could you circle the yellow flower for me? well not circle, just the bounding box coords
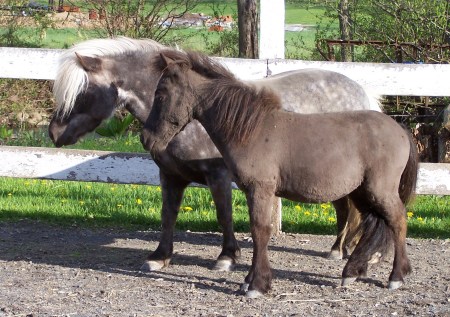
[407,211,413,218]
[417,217,424,222]
[183,206,193,212]
[156,187,162,192]
[321,203,330,209]
[85,185,92,189]
[328,217,336,223]
[303,211,311,216]
[117,204,123,208]
[110,187,116,191]
[136,198,143,205]
[79,200,85,205]
[7,193,12,197]
[294,205,302,212]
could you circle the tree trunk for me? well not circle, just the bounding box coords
[338,0,352,61]
[237,0,258,58]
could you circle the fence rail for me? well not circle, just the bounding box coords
[1,146,449,195]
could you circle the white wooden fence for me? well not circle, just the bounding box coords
[0,47,449,232]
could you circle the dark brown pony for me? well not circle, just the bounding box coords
[141,52,419,298]
[48,38,380,273]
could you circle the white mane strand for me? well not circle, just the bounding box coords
[53,37,165,118]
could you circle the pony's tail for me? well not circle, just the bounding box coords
[399,130,419,205]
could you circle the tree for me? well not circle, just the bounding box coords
[315,0,450,63]
[237,0,258,58]
[337,0,352,61]
[87,0,197,41]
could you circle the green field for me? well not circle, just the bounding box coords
[0,0,329,58]
[1,176,449,238]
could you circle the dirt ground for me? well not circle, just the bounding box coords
[0,220,449,317]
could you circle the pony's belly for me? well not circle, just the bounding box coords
[277,173,363,203]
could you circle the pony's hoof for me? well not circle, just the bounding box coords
[341,277,358,287]
[246,290,263,299]
[213,258,234,271]
[140,260,166,272]
[240,283,249,293]
[327,250,343,260]
[368,252,382,264]
[388,280,403,290]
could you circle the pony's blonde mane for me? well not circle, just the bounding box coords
[53,37,165,118]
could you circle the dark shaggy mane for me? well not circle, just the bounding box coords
[203,78,281,145]
[153,49,281,144]
[153,49,235,80]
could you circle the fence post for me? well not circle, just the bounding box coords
[259,0,285,59]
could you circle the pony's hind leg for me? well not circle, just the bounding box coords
[141,172,189,271]
[384,199,411,289]
[329,196,361,260]
[342,191,410,289]
[205,170,240,271]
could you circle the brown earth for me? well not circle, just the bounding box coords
[0,220,449,316]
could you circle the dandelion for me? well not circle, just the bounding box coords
[407,211,413,219]
[117,204,123,208]
[85,185,92,189]
[417,217,424,222]
[294,205,302,212]
[304,211,311,216]
[321,203,330,210]
[136,198,143,205]
[156,187,162,192]
[328,217,336,223]
[79,200,85,205]
[183,206,193,212]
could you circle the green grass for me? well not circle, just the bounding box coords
[0,176,449,239]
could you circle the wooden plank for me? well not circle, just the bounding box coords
[0,146,160,185]
[2,47,450,96]
[416,163,450,195]
[1,146,449,195]
[267,59,450,97]
[0,47,63,80]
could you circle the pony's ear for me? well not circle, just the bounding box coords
[160,53,174,68]
[75,52,102,73]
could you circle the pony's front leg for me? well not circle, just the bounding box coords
[243,184,275,298]
[141,172,189,271]
[205,170,240,271]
